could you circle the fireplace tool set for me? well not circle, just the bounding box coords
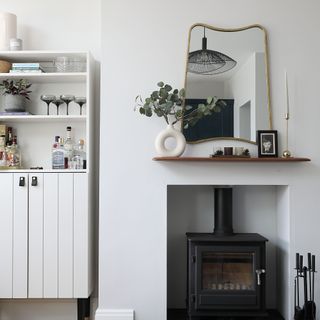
[294,253,316,320]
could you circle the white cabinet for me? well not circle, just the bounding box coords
[0,172,89,299]
[0,51,94,302]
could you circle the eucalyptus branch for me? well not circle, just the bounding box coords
[135,82,223,128]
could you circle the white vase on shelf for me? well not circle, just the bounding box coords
[155,123,186,157]
[0,12,17,51]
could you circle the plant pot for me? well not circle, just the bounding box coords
[155,123,186,157]
[4,95,27,112]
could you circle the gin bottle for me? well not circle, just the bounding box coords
[64,126,74,168]
[71,139,86,169]
[52,136,65,169]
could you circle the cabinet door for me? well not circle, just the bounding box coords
[13,173,28,298]
[28,173,44,298]
[0,173,28,298]
[0,173,14,298]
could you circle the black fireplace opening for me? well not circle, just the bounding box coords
[167,186,285,319]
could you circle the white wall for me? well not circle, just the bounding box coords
[99,1,320,320]
[0,1,101,320]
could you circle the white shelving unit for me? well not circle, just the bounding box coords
[0,51,94,301]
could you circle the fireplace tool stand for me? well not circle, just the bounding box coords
[294,253,316,320]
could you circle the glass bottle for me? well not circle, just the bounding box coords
[52,136,65,169]
[64,126,74,168]
[7,127,13,146]
[71,139,86,169]
[7,136,21,168]
[0,135,7,167]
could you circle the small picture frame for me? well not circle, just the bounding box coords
[257,130,278,157]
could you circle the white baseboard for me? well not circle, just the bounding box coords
[95,309,134,320]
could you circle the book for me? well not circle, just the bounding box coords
[9,69,43,73]
[12,63,40,68]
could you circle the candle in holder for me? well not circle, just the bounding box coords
[285,70,289,117]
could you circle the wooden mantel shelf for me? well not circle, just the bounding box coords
[153,156,311,162]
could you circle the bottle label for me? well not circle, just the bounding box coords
[52,151,65,169]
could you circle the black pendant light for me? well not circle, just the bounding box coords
[188,27,237,75]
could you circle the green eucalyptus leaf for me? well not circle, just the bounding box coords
[164,84,172,92]
[157,81,164,87]
[184,123,189,129]
[173,89,178,94]
[185,105,193,111]
[207,96,213,104]
[139,107,145,114]
[179,88,185,97]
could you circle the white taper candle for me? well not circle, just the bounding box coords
[285,70,289,115]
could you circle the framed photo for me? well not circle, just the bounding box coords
[257,130,278,157]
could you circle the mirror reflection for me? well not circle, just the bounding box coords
[183,24,272,144]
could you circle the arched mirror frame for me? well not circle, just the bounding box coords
[182,23,272,145]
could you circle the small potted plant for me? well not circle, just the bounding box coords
[135,81,225,156]
[0,79,32,112]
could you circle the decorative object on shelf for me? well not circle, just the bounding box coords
[74,96,86,115]
[135,81,224,156]
[224,146,233,156]
[0,60,12,73]
[9,38,22,51]
[234,147,244,156]
[188,26,236,75]
[52,98,64,115]
[283,70,292,158]
[54,56,86,72]
[155,124,186,157]
[294,253,316,320]
[257,130,278,157]
[0,12,17,51]
[0,79,32,112]
[10,62,42,73]
[40,94,56,115]
[60,94,75,115]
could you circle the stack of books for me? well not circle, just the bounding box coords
[9,63,43,73]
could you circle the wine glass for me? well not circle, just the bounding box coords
[52,98,64,115]
[74,97,86,115]
[40,95,56,115]
[60,94,75,115]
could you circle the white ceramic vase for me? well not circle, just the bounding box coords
[0,12,17,51]
[155,123,186,157]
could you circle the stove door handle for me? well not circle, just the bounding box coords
[256,269,266,286]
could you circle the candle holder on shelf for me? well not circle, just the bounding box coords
[282,71,292,158]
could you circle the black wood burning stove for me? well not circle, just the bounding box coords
[186,187,268,318]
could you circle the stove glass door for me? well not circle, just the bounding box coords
[201,252,255,291]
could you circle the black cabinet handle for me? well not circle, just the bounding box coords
[31,176,38,186]
[19,177,25,187]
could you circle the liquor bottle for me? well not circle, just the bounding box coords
[64,126,74,168]
[0,135,7,167]
[71,139,86,169]
[7,127,13,146]
[7,136,21,167]
[52,136,65,169]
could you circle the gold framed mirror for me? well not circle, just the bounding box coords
[182,23,272,144]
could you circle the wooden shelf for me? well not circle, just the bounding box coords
[153,156,311,162]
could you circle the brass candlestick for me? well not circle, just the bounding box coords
[282,112,292,158]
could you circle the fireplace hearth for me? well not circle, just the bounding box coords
[186,187,269,318]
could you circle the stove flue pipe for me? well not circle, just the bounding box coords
[213,187,234,235]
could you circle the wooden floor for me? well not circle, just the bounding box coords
[167,309,284,320]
